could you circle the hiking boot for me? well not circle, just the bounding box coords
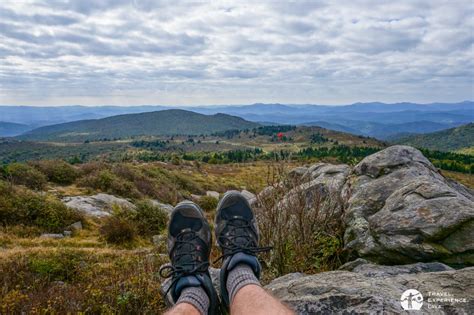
[159,201,219,315]
[215,191,271,308]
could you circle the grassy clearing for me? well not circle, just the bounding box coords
[456,147,474,156]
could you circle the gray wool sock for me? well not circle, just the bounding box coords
[176,286,210,315]
[226,263,261,302]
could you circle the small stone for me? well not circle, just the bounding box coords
[190,194,202,201]
[63,230,72,237]
[69,221,83,230]
[206,191,220,199]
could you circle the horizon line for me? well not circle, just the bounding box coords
[0,100,472,108]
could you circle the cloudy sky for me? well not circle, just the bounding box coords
[0,0,472,106]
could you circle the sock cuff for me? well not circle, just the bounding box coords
[227,263,261,303]
[176,286,209,315]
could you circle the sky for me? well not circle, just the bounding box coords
[0,0,473,106]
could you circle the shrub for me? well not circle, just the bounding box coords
[31,160,79,185]
[5,163,47,190]
[198,195,218,212]
[254,164,346,276]
[29,250,82,282]
[77,169,141,199]
[100,216,137,244]
[133,200,168,236]
[0,181,82,232]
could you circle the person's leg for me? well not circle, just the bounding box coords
[164,286,209,315]
[231,284,294,315]
[164,301,200,315]
[215,191,294,314]
[159,201,219,315]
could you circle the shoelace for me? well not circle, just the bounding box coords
[159,230,209,297]
[214,217,272,264]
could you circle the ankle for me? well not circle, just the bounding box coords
[226,263,261,303]
[176,286,209,315]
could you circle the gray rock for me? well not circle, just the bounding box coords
[278,163,349,215]
[69,221,83,230]
[63,230,72,237]
[190,194,202,201]
[266,265,474,314]
[40,233,64,239]
[287,166,308,182]
[62,193,135,217]
[150,200,174,216]
[339,258,454,277]
[206,191,220,199]
[241,189,257,205]
[301,163,351,193]
[343,146,474,265]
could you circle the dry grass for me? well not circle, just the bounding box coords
[254,163,347,278]
[441,170,474,189]
[0,229,167,314]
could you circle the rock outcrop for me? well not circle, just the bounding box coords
[266,260,474,314]
[62,193,135,217]
[274,145,473,266]
[63,193,174,218]
[343,146,474,265]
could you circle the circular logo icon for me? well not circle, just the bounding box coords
[401,289,423,310]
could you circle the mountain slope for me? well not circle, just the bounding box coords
[0,121,32,137]
[19,109,259,142]
[393,123,474,152]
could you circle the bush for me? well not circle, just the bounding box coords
[31,160,79,185]
[254,164,346,276]
[29,250,82,282]
[0,181,82,232]
[133,201,168,236]
[198,195,218,212]
[4,163,47,190]
[100,216,137,244]
[78,169,141,199]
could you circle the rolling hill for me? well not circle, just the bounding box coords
[19,109,259,142]
[2,101,472,139]
[0,121,32,137]
[394,123,474,152]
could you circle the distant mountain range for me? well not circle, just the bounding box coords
[19,110,259,142]
[394,123,474,152]
[0,122,33,137]
[1,101,472,140]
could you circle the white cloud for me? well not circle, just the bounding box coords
[0,0,472,105]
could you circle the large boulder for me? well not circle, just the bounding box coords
[343,146,474,265]
[266,261,474,314]
[62,193,136,217]
[277,163,350,214]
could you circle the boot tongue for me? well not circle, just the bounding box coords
[174,230,198,267]
[229,216,251,246]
